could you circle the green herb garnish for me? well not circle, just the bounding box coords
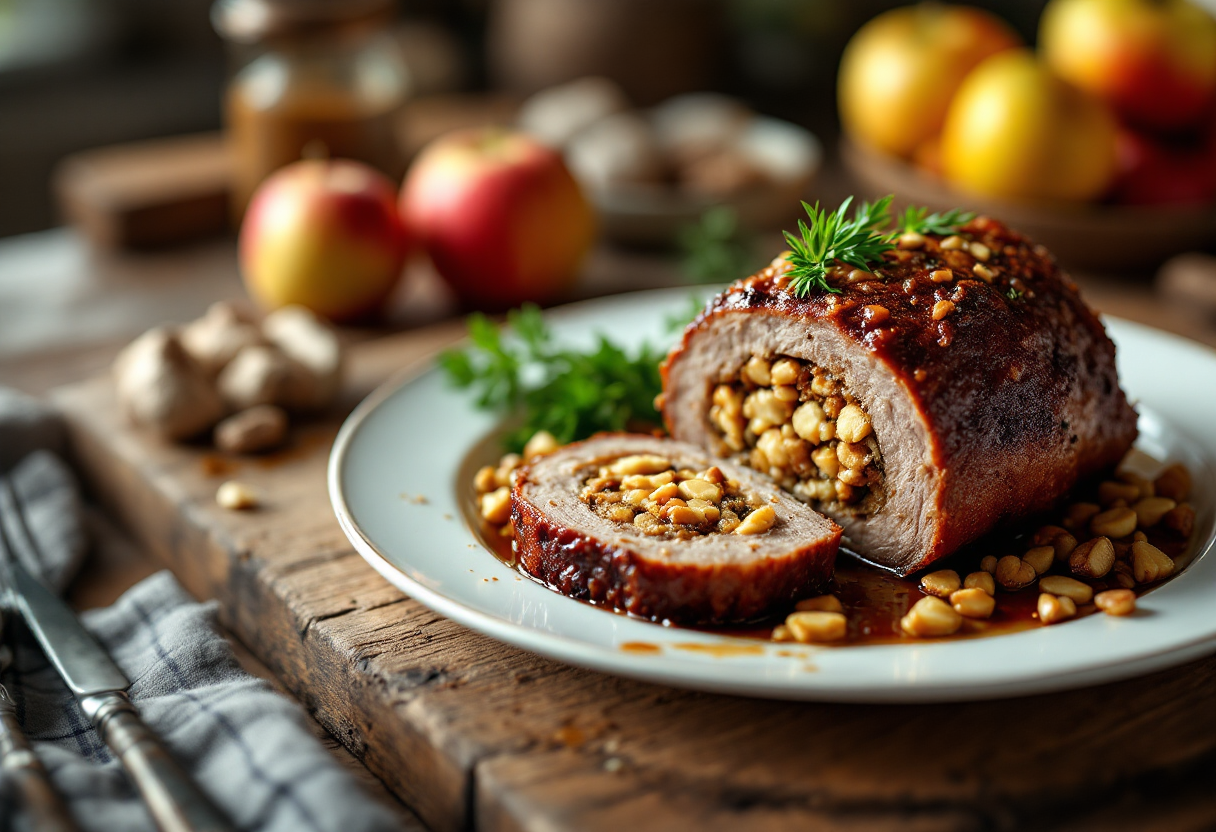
[440,304,664,452]
[783,196,896,297]
[678,206,758,286]
[1006,287,1024,301]
[896,205,976,237]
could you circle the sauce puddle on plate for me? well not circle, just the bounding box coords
[458,435,1197,648]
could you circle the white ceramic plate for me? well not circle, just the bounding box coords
[328,288,1216,702]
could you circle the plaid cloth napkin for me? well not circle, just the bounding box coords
[0,387,405,832]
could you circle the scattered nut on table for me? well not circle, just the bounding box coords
[216,480,259,510]
[113,327,226,440]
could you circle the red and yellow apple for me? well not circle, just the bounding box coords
[1040,0,1216,132]
[1112,122,1216,204]
[240,159,410,322]
[401,128,595,310]
[838,3,1021,158]
[940,50,1120,201]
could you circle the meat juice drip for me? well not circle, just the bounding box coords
[469,512,1046,644]
[460,436,1198,646]
[473,513,1192,646]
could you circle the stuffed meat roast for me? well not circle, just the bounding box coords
[511,434,841,623]
[661,216,1137,575]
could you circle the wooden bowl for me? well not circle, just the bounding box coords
[841,139,1216,273]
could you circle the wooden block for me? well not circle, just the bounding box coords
[54,133,232,249]
[52,326,1216,832]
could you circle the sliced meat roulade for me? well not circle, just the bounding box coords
[661,216,1137,575]
[511,433,841,624]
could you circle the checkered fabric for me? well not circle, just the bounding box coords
[0,388,403,832]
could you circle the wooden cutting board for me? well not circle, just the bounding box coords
[52,327,1216,832]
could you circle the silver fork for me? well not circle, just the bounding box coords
[0,609,81,832]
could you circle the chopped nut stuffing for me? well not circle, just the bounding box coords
[578,458,774,540]
[709,355,883,514]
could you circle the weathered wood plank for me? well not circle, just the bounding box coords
[51,326,1216,832]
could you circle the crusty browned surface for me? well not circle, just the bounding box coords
[48,327,1216,832]
[662,217,1138,573]
[511,434,840,623]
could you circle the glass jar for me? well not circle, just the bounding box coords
[213,0,410,213]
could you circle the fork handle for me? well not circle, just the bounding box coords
[84,692,235,832]
[0,685,81,832]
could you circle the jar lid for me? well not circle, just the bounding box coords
[211,0,396,45]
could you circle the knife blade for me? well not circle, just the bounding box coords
[0,477,235,832]
[0,548,129,697]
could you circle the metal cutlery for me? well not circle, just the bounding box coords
[0,477,235,832]
[0,610,82,832]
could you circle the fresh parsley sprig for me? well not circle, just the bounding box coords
[783,196,896,297]
[440,305,664,452]
[896,205,976,237]
[781,196,976,297]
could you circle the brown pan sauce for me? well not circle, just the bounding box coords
[462,438,1198,647]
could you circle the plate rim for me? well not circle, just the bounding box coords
[327,292,1216,702]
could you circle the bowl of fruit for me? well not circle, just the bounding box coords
[838,0,1216,272]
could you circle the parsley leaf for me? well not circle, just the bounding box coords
[783,195,896,297]
[441,304,665,453]
[897,205,975,237]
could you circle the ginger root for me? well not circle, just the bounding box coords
[113,327,226,440]
[114,303,344,448]
[261,305,342,410]
[214,405,288,454]
[216,344,308,411]
[180,302,264,377]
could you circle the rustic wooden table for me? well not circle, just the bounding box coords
[2,226,1215,832]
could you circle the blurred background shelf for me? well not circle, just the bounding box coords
[3,1,1216,828]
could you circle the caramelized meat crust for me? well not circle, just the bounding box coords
[661,217,1138,574]
[511,434,840,623]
